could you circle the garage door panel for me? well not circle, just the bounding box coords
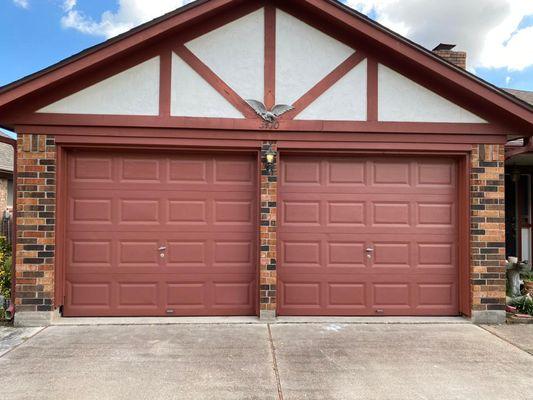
[417,242,455,268]
[372,160,411,185]
[212,280,254,308]
[328,159,366,185]
[416,160,456,187]
[416,202,455,227]
[69,239,113,267]
[69,152,256,191]
[279,193,455,234]
[119,241,161,266]
[417,283,456,308]
[213,240,253,266]
[64,150,257,317]
[282,158,321,185]
[281,236,367,274]
[328,241,366,267]
[168,158,208,183]
[372,202,410,226]
[167,241,208,266]
[281,281,322,308]
[70,197,113,225]
[279,155,459,316]
[328,201,366,226]
[372,242,410,267]
[327,283,366,308]
[168,200,207,224]
[214,200,254,225]
[117,282,159,308]
[282,240,322,267]
[282,201,321,226]
[166,282,208,309]
[214,158,255,184]
[68,194,256,232]
[371,283,412,308]
[66,281,111,308]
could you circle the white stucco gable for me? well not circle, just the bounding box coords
[378,64,487,123]
[296,59,367,121]
[275,9,355,106]
[33,5,493,125]
[38,57,160,116]
[171,53,244,118]
[185,8,265,102]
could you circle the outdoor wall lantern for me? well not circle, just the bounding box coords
[264,146,276,175]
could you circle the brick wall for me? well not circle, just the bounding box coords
[0,178,7,212]
[259,141,277,319]
[470,144,506,323]
[15,134,56,314]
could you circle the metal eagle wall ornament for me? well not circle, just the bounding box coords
[246,100,294,123]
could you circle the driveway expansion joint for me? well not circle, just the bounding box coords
[0,326,47,358]
[267,324,284,400]
[478,325,533,356]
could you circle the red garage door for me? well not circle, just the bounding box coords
[64,150,257,317]
[279,155,459,316]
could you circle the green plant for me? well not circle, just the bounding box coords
[0,237,12,300]
[511,295,533,316]
[522,271,533,283]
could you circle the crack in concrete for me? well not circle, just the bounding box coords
[267,324,284,400]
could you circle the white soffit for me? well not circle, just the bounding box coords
[296,59,367,121]
[276,9,355,106]
[170,53,244,118]
[185,9,265,102]
[378,64,487,123]
[38,57,160,115]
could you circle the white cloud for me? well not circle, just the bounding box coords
[61,0,194,38]
[13,0,29,9]
[63,0,76,12]
[345,0,533,71]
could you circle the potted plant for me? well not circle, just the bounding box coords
[511,294,533,316]
[523,271,533,296]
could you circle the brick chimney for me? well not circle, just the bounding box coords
[432,43,466,69]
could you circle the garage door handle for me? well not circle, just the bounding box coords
[366,248,374,252]
[158,246,167,251]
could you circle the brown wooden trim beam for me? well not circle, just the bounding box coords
[173,45,256,119]
[159,50,172,117]
[264,3,276,109]
[284,52,366,120]
[367,57,378,122]
[11,115,510,135]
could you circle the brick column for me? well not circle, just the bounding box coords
[259,141,277,320]
[0,178,8,212]
[470,144,506,324]
[15,134,56,326]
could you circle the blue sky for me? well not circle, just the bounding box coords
[0,0,532,91]
[0,1,111,86]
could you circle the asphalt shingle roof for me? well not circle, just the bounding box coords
[505,89,533,106]
[0,142,14,173]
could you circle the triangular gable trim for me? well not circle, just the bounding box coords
[0,0,530,131]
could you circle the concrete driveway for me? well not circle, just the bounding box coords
[1,323,532,400]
